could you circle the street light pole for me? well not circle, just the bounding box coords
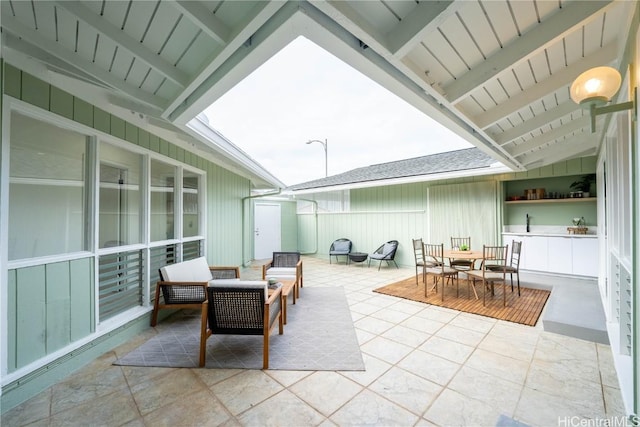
[305,139,328,177]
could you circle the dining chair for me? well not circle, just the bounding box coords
[424,243,459,301]
[449,237,475,270]
[486,240,521,296]
[466,245,509,306]
[412,238,427,286]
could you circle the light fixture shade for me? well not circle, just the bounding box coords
[570,66,621,106]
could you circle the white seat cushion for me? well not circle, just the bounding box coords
[265,267,297,281]
[160,257,212,282]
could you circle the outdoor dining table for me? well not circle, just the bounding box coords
[442,249,484,260]
[442,249,486,299]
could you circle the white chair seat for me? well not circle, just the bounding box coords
[265,267,297,279]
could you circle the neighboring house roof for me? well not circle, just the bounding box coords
[286,147,504,192]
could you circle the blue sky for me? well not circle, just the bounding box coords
[205,36,472,186]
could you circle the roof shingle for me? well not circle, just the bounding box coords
[286,148,496,191]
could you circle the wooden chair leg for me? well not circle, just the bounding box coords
[263,332,269,370]
[199,302,209,368]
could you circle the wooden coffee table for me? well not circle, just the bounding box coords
[278,279,297,324]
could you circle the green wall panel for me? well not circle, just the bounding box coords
[93,108,111,134]
[45,262,71,353]
[110,116,125,139]
[566,158,583,174]
[49,87,74,120]
[4,63,21,99]
[70,258,94,340]
[159,138,169,156]
[149,133,160,152]
[73,98,93,127]
[125,122,138,144]
[505,201,598,227]
[16,266,47,369]
[21,73,49,110]
[138,129,150,149]
[280,201,298,251]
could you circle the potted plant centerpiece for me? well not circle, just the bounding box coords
[459,243,469,251]
[570,174,596,198]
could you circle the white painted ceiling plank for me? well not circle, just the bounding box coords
[510,117,591,157]
[473,43,617,129]
[56,1,190,88]
[174,0,231,45]
[495,100,579,145]
[387,0,457,58]
[443,1,613,103]
[2,17,165,109]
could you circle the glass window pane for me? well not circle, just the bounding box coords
[9,112,88,260]
[99,144,142,248]
[150,160,175,241]
[183,171,200,237]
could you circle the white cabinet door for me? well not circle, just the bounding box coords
[572,238,598,277]
[547,237,573,274]
[520,235,548,271]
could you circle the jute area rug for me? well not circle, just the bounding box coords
[114,287,364,370]
[374,276,550,326]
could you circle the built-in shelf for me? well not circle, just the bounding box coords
[505,197,597,204]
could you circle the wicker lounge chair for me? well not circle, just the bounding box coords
[202,281,283,369]
[262,251,303,300]
[151,257,240,327]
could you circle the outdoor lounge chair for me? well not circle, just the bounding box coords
[202,281,283,369]
[262,251,303,299]
[151,258,240,327]
[368,240,399,270]
[329,238,352,264]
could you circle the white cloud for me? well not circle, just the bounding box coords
[205,36,472,186]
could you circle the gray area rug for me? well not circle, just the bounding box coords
[114,287,365,370]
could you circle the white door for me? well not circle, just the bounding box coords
[254,203,281,260]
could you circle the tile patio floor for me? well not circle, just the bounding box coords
[2,256,626,426]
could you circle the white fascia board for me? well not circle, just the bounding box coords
[282,163,513,195]
[185,116,286,189]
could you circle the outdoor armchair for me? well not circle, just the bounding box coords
[151,258,239,327]
[368,240,399,270]
[329,238,352,264]
[262,251,303,300]
[202,281,283,369]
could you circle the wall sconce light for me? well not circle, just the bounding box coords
[570,66,636,132]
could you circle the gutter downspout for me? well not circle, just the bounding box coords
[241,189,282,266]
[292,197,319,256]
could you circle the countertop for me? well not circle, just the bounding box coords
[502,231,597,238]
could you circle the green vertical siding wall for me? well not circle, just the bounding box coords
[206,165,250,264]
[6,259,94,372]
[2,64,252,410]
[280,201,299,251]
